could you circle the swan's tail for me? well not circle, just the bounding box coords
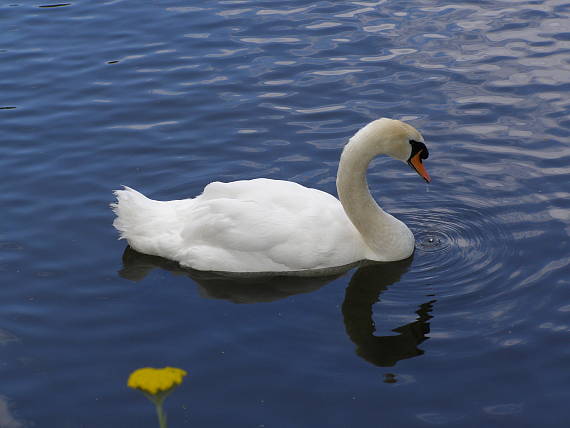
[111,187,176,255]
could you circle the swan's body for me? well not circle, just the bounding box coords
[112,118,430,273]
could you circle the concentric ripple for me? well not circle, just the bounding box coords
[415,231,449,253]
[403,201,516,300]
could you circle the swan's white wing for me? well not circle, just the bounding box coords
[174,179,365,272]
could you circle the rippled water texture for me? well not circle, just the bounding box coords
[2,0,570,426]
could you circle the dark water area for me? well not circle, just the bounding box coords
[2,0,570,426]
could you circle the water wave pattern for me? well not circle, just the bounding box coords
[1,0,570,426]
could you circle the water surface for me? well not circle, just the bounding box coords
[1,0,569,426]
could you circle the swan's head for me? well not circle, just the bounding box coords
[353,118,431,183]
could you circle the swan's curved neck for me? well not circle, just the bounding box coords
[336,131,413,261]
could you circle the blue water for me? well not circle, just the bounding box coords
[2,0,570,426]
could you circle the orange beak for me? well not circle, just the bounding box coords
[408,150,431,183]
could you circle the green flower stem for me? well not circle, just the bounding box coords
[144,391,172,428]
[155,400,167,428]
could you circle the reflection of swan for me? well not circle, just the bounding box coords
[119,247,346,303]
[121,248,436,366]
[112,118,430,273]
[342,260,435,367]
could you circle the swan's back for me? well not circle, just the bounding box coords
[112,179,366,272]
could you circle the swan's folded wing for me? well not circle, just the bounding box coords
[176,196,297,271]
[174,179,363,272]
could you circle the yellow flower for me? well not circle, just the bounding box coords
[128,367,187,395]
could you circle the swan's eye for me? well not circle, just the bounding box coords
[409,140,429,161]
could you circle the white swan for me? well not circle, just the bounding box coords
[111,118,431,273]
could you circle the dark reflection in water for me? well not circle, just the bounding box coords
[38,3,71,7]
[120,246,344,303]
[342,261,435,367]
[121,247,434,367]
